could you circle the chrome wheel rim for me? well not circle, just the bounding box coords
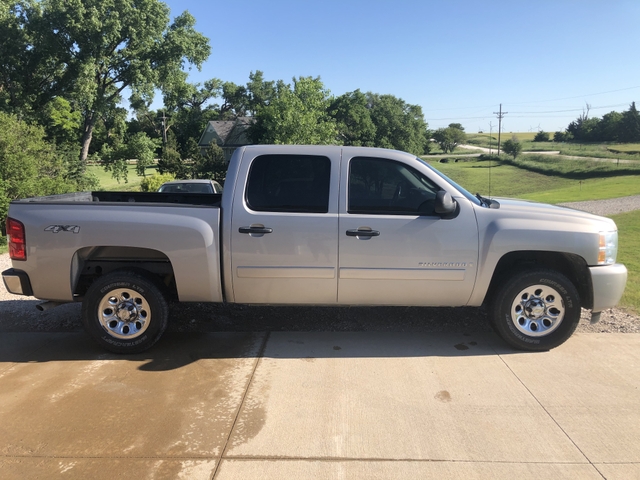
[97,288,151,339]
[510,284,564,337]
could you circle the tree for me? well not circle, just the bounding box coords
[502,136,523,159]
[35,0,210,164]
[245,70,279,114]
[160,76,222,148]
[0,0,70,115]
[40,97,81,146]
[597,111,623,142]
[533,131,550,142]
[192,142,227,183]
[250,76,337,145]
[553,131,566,142]
[329,90,376,146]
[157,131,189,178]
[432,126,466,153]
[128,132,159,177]
[0,112,90,231]
[367,93,430,155]
[219,81,250,119]
[619,102,640,143]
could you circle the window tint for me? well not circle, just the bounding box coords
[159,183,214,193]
[349,157,440,215]
[246,155,331,213]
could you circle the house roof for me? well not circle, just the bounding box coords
[198,117,253,148]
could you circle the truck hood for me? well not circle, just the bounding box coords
[489,197,617,231]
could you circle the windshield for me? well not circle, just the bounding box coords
[419,158,481,206]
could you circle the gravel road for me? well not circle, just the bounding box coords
[2,196,638,335]
[560,195,640,216]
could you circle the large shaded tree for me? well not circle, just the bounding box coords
[1,1,74,115]
[367,94,430,155]
[329,90,376,147]
[432,124,466,153]
[162,77,222,149]
[35,0,210,163]
[250,76,337,145]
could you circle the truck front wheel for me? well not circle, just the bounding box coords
[82,271,168,353]
[491,269,580,351]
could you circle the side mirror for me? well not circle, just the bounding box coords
[435,190,457,216]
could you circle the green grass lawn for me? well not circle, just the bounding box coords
[87,164,158,191]
[610,210,640,312]
[427,156,640,202]
[608,144,640,155]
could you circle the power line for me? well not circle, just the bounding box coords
[427,102,632,121]
[505,85,640,106]
[424,86,640,114]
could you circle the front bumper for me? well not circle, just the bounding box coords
[590,263,628,313]
[2,268,33,296]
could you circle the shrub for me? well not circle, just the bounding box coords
[502,136,523,159]
[140,173,175,192]
[533,131,550,142]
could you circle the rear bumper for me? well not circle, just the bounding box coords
[590,264,628,312]
[2,268,33,296]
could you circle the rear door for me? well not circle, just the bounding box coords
[229,148,340,304]
[337,152,479,306]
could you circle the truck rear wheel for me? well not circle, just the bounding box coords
[491,269,580,351]
[81,271,168,353]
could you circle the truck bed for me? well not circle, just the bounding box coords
[12,191,222,207]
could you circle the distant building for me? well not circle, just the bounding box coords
[197,117,253,162]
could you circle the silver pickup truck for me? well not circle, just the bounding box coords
[2,145,627,353]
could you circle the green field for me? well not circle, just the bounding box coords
[425,155,640,203]
[466,133,640,161]
[608,144,640,155]
[469,132,539,143]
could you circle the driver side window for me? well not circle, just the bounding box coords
[348,157,440,215]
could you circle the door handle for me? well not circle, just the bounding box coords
[346,228,380,238]
[239,225,273,235]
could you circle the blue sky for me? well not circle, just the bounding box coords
[158,0,640,134]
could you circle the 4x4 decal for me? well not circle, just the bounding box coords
[45,225,80,234]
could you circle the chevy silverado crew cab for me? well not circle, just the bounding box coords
[2,145,628,353]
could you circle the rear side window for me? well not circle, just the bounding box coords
[246,155,331,213]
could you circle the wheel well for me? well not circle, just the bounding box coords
[484,251,592,309]
[72,246,177,300]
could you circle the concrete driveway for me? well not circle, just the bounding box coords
[0,330,639,479]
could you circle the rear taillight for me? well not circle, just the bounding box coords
[7,217,26,261]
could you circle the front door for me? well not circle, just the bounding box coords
[338,154,479,306]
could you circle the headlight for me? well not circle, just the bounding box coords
[598,231,618,265]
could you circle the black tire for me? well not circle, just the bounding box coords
[491,269,580,351]
[81,271,168,353]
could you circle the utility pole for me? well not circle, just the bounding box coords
[493,104,507,155]
[161,110,168,145]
